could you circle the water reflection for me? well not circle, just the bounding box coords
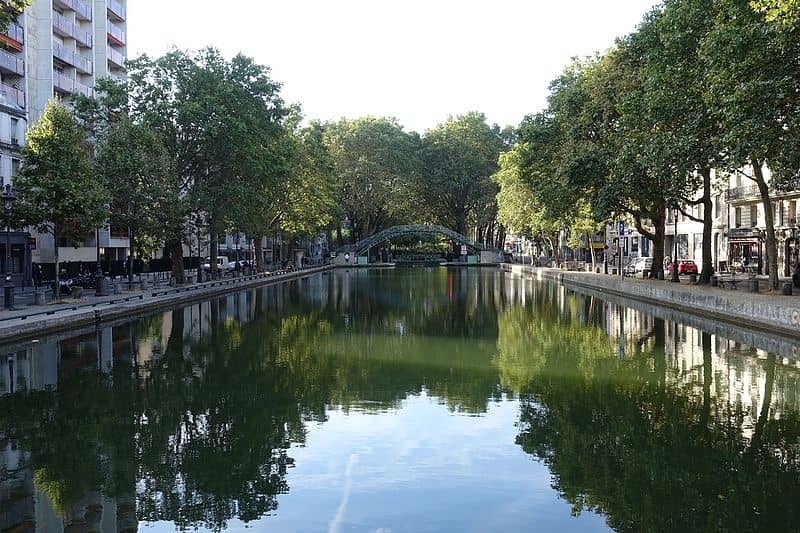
[0,268,799,532]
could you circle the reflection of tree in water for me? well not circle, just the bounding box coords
[500,305,800,532]
[0,271,506,531]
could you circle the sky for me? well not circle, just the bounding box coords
[128,0,660,134]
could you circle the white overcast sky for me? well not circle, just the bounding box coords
[128,0,659,134]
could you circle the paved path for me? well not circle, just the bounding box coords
[0,267,330,343]
[504,264,800,338]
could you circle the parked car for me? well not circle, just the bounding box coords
[202,256,232,273]
[666,259,698,275]
[625,257,653,278]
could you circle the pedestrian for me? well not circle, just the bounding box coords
[793,263,800,289]
[33,264,43,289]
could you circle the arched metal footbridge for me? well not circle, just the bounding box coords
[336,224,501,265]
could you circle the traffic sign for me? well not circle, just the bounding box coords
[618,221,625,236]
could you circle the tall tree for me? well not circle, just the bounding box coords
[95,117,177,286]
[324,117,420,242]
[702,0,800,289]
[418,112,503,237]
[14,101,108,277]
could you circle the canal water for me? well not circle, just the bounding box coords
[2,267,800,532]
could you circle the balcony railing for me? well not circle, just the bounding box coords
[54,0,92,21]
[107,22,125,45]
[725,185,761,201]
[53,70,75,93]
[53,41,93,74]
[108,47,125,68]
[0,49,24,76]
[107,0,126,21]
[0,83,25,108]
[74,80,92,97]
[2,23,24,45]
[53,13,92,48]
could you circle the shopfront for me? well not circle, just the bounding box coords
[0,231,33,288]
[786,236,799,276]
[727,228,763,274]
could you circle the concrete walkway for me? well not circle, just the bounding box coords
[0,266,331,343]
[504,264,800,339]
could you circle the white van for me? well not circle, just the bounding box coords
[202,256,232,273]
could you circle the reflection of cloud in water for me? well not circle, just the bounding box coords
[328,453,359,533]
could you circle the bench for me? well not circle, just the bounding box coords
[716,273,738,290]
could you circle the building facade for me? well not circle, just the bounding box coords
[0,0,128,286]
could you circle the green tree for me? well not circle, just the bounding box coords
[418,112,504,237]
[324,117,420,242]
[702,0,800,288]
[95,117,177,286]
[14,100,108,277]
[0,1,27,33]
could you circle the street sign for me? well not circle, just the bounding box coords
[27,237,36,250]
[618,221,625,236]
[460,244,467,256]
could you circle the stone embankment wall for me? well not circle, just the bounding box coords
[504,264,800,339]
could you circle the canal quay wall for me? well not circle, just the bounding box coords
[503,264,800,341]
[0,266,333,344]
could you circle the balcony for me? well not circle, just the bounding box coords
[108,47,125,68]
[0,49,24,76]
[53,70,75,94]
[0,83,25,108]
[53,41,93,74]
[74,80,92,97]
[107,0,126,21]
[53,12,93,48]
[725,185,761,202]
[0,23,24,51]
[53,0,92,21]
[107,22,125,46]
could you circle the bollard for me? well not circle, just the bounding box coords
[34,290,46,305]
[689,273,697,283]
[782,282,793,296]
[749,279,759,293]
[710,276,718,287]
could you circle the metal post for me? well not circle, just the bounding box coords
[95,227,106,296]
[3,183,16,310]
[672,206,680,282]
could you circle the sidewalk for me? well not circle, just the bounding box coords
[504,264,800,338]
[0,266,331,343]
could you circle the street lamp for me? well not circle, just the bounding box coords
[671,205,680,282]
[3,183,16,309]
[95,225,106,296]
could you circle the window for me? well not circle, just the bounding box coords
[735,207,742,228]
[11,158,20,177]
[750,205,758,227]
[790,201,797,225]
[715,194,721,218]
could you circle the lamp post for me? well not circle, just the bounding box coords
[3,183,16,309]
[671,205,680,282]
[95,225,106,296]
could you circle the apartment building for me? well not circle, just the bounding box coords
[0,0,128,286]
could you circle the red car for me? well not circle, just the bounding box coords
[666,260,699,275]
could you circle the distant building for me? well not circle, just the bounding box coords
[0,0,128,285]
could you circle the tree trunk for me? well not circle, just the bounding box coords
[170,237,184,284]
[753,160,779,290]
[52,224,59,294]
[128,227,135,290]
[254,234,264,270]
[336,225,343,247]
[587,231,597,269]
[699,167,714,284]
[210,232,218,279]
[649,214,666,279]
